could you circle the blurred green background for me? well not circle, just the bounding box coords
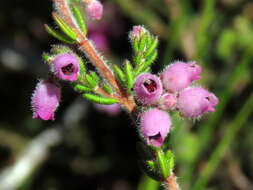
[0,0,253,189]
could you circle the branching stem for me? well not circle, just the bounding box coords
[164,173,180,190]
[52,0,136,112]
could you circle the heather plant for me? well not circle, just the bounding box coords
[31,0,219,189]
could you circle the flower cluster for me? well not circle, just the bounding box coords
[135,61,218,147]
[30,0,219,184]
[84,0,103,20]
[31,52,81,121]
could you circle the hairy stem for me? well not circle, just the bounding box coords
[78,38,121,94]
[164,173,180,190]
[53,0,136,112]
[78,38,136,112]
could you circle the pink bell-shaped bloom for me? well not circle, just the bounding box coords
[159,93,177,110]
[85,0,103,20]
[177,87,219,118]
[134,73,163,105]
[51,53,79,82]
[188,61,202,81]
[31,80,61,120]
[139,108,171,147]
[161,61,202,92]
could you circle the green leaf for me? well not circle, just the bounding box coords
[139,36,147,52]
[44,24,75,44]
[156,149,169,179]
[50,45,72,54]
[112,64,125,83]
[144,50,158,67]
[124,60,134,93]
[71,5,87,35]
[134,64,145,77]
[90,71,100,83]
[102,83,113,94]
[83,93,118,104]
[147,160,156,171]
[144,37,158,57]
[134,52,143,66]
[145,34,153,47]
[165,150,175,173]
[133,39,139,53]
[42,52,51,63]
[74,84,91,92]
[136,142,161,181]
[85,74,98,89]
[52,12,77,41]
[135,50,158,76]
[143,67,151,73]
[68,0,81,3]
[77,56,86,77]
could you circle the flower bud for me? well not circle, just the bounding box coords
[134,73,162,105]
[85,0,103,20]
[161,61,202,92]
[159,93,177,110]
[31,80,61,120]
[177,87,218,118]
[139,108,171,147]
[51,53,80,82]
[129,25,145,39]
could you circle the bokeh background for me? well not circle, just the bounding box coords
[0,0,253,189]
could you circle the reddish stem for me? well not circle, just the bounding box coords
[52,0,136,112]
[164,173,180,190]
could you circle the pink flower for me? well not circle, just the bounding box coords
[161,61,202,92]
[31,80,61,120]
[139,108,171,147]
[134,73,163,105]
[51,53,79,82]
[177,87,219,118]
[159,93,177,110]
[85,0,103,20]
